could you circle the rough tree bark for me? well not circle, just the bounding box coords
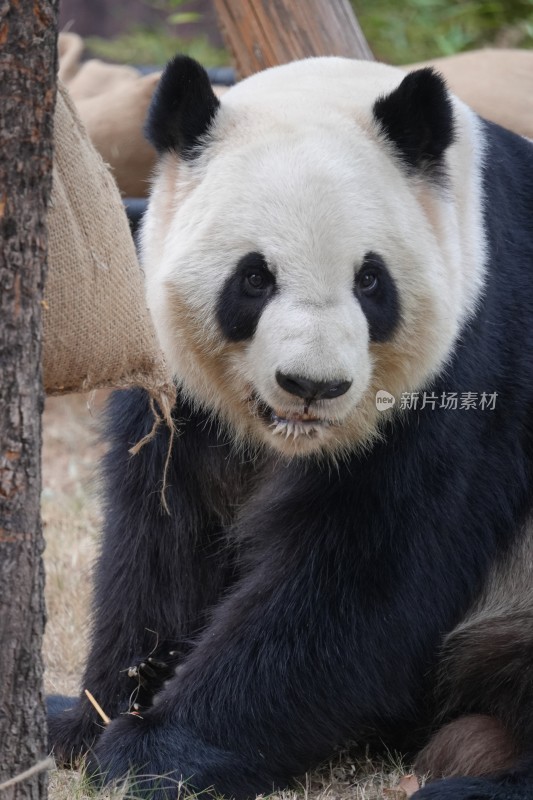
[212,0,373,79]
[0,1,58,798]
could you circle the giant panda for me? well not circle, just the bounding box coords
[48,55,533,800]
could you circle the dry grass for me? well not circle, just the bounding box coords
[46,753,411,800]
[42,394,413,800]
[43,393,106,699]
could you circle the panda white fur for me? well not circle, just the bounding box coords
[48,56,533,800]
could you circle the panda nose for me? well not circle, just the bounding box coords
[275,371,352,401]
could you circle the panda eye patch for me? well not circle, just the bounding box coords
[216,252,276,341]
[354,252,401,343]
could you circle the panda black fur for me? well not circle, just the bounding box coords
[48,56,533,799]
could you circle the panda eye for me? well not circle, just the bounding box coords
[246,272,264,290]
[353,251,400,343]
[356,269,379,296]
[217,252,277,341]
[355,266,381,297]
[242,267,274,298]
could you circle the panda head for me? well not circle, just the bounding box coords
[141,56,486,459]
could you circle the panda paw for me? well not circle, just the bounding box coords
[86,712,285,800]
[125,655,177,710]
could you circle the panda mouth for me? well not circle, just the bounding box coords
[255,399,330,439]
[270,409,330,439]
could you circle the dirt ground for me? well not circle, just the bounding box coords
[42,393,414,800]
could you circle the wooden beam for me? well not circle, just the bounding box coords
[213,0,374,79]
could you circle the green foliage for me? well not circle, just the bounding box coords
[86,28,226,68]
[86,0,226,68]
[351,0,533,63]
[144,0,202,26]
[87,0,533,69]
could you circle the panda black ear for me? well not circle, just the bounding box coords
[373,68,455,177]
[145,55,220,158]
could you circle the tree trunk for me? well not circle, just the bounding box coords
[213,0,373,79]
[0,2,58,798]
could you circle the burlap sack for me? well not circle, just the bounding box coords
[74,71,161,198]
[406,49,533,140]
[68,58,140,101]
[45,81,175,415]
[56,33,158,198]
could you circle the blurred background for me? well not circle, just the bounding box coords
[58,0,533,68]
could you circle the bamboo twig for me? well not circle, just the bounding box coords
[84,688,111,725]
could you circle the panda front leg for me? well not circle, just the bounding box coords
[84,462,455,800]
[89,559,533,800]
[48,388,243,765]
[86,459,533,800]
[86,567,338,796]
